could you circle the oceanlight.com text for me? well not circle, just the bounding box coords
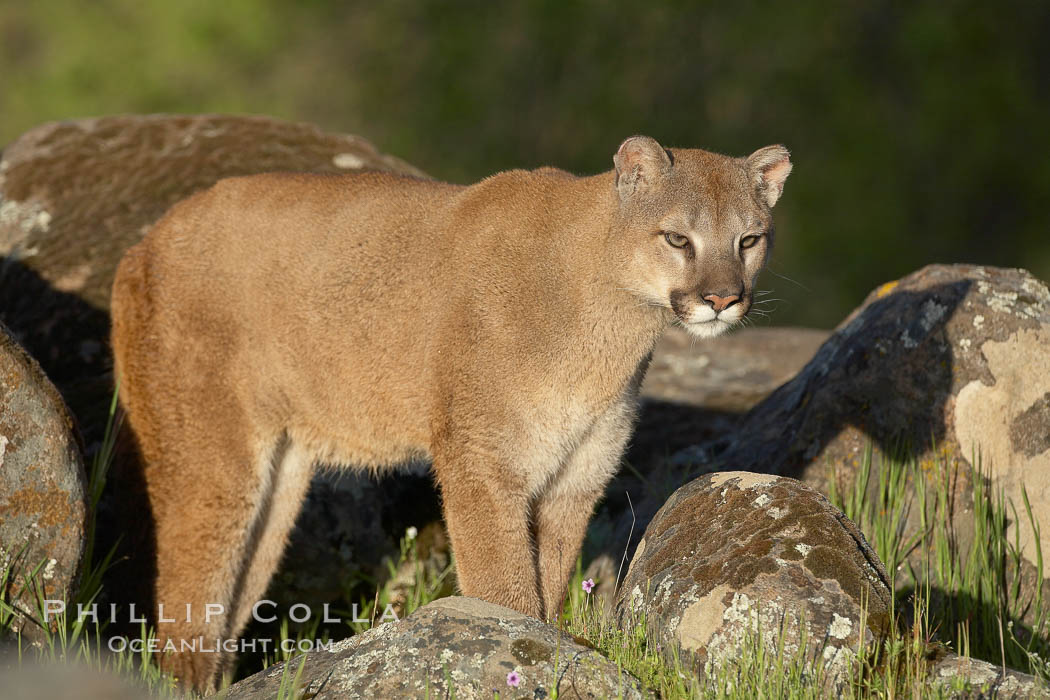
[107,636,336,655]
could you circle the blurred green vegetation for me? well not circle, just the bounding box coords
[2,1,1048,327]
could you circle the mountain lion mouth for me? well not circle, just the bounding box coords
[681,317,734,339]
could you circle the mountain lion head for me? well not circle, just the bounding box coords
[611,135,792,339]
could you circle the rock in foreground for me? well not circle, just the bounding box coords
[0,322,87,639]
[224,597,648,700]
[616,472,892,686]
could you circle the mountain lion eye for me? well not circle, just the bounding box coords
[740,235,761,250]
[664,232,690,249]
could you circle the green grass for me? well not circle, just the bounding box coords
[828,444,1050,679]
[545,445,1049,698]
[556,560,970,699]
[3,415,1047,698]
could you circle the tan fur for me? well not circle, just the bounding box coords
[109,136,790,691]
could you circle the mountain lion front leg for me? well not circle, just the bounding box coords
[432,440,543,617]
[534,401,637,619]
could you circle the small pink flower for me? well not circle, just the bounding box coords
[582,578,595,594]
[507,670,521,688]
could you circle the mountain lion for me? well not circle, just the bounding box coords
[110,135,791,690]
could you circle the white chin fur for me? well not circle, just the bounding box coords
[687,306,717,324]
[682,319,733,339]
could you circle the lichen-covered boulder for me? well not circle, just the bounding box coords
[0,113,425,445]
[927,651,1048,698]
[223,597,649,700]
[616,472,892,685]
[673,265,1050,573]
[0,322,86,638]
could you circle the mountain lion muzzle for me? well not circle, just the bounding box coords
[109,134,791,691]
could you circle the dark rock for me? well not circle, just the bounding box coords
[224,596,648,700]
[264,466,447,610]
[0,322,86,639]
[673,265,1050,574]
[616,472,892,686]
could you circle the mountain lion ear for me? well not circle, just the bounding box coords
[614,135,673,201]
[746,145,792,207]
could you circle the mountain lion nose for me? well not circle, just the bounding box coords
[702,293,740,312]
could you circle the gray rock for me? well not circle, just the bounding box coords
[672,265,1050,578]
[0,663,157,700]
[616,471,892,687]
[628,326,828,468]
[640,326,830,412]
[223,596,649,700]
[0,322,86,639]
[927,651,1048,698]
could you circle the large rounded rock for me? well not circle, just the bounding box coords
[675,265,1050,571]
[0,322,86,637]
[0,114,424,312]
[0,113,426,444]
[616,472,892,685]
[224,597,648,700]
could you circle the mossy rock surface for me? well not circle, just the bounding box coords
[617,471,892,688]
[0,321,86,640]
[224,596,649,700]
